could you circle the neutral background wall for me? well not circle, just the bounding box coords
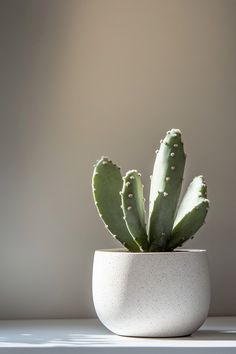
[0,0,235,319]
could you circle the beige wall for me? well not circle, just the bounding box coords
[0,0,235,318]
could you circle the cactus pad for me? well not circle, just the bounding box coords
[167,176,209,250]
[92,157,139,252]
[121,170,149,251]
[148,129,186,251]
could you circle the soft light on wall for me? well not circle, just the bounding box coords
[0,0,235,318]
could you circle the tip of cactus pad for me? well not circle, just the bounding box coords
[171,128,182,134]
[126,169,138,175]
[101,155,109,159]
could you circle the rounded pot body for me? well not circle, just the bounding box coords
[92,249,210,337]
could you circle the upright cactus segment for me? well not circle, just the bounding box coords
[167,176,209,250]
[92,157,139,252]
[148,129,186,251]
[121,170,149,251]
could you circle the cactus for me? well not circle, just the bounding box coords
[166,176,209,251]
[92,129,210,252]
[148,129,186,251]
[121,170,149,251]
[92,157,139,252]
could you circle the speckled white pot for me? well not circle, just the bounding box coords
[92,249,210,337]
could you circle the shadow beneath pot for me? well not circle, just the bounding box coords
[190,329,236,341]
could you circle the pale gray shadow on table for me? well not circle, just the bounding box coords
[0,329,236,344]
[0,327,236,344]
[191,329,236,341]
[0,320,236,353]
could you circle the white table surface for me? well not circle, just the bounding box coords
[0,317,235,353]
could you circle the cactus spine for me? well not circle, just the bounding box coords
[92,129,210,252]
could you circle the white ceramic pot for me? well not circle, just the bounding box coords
[92,249,210,337]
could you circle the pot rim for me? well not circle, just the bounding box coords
[95,248,207,254]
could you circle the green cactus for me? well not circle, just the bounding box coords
[121,170,149,251]
[148,129,186,251]
[92,157,139,252]
[92,129,210,252]
[166,176,209,250]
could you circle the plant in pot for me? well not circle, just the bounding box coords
[92,129,210,337]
